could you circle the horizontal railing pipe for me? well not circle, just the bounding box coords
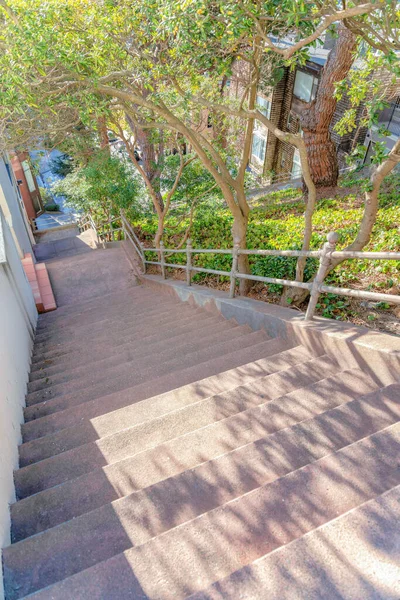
[236,272,313,290]
[238,249,320,257]
[330,251,400,260]
[319,284,400,304]
[190,266,231,277]
[114,224,399,321]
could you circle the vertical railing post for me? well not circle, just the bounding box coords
[186,239,192,286]
[305,231,339,321]
[159,240,166,279]
[229,244,239,299]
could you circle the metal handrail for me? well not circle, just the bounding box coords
[141,232,400,321]
[78,211,400,320]
[120,211,146,271]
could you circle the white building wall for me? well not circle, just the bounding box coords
[0,154,35,258]
[0,209,37,599]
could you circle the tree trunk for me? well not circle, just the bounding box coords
[231,210,252,295]
[300,24,358,190]
[283,138,400,307]
[98,117,110,155]
[136,127,165,213]
[125,113,165,213]
[154,218,164,249]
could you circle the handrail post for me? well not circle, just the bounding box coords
[186,239,192,286]
[159,241,166,279]
[229,244,239,299]
[305,231,339,321]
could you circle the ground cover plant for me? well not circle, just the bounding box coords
[133,171,400,334]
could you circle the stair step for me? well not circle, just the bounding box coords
[31,295,183,355]
[33,288,173,340]
[5,423,400,599]
[25,323,256,408]
[36,285,149,329]
[35,285,156,325]
[27,316,234,395]
[15,365,377,499]
[186,484,400,600]
[20,350,326,467]
[12,380,400,543]
[31,304,211,371]
[21,337,289,445]
[29,309,221,381]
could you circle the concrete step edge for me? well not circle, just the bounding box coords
[30,304,212,366]
[20,337,291,451]
[6,422,400,599]
[16,363,380,499]
[185,483,400,600]
[32,299,192,352]
[27,317,237,393]
[15,363,397,541]
[20,352,332,466]
[29,311,225,380]
[25,323,256,407]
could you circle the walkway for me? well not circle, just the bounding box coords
[33,227,97,261]
[35,210,77,231]
[2,238,400,599]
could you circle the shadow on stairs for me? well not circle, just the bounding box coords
[2,241,400,600]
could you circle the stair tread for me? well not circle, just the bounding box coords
[36,285,151,326]
[5,422,400,599]
[186,483,400,600]
[187,483,400,600]
[15,364,378,499]
[26,317,239,397]
[21,337,290,447]
[31,305,216,371]
[29,310,222,382]
[25,324,260,408]
[11,380,400,543]
[31,299,196,358]
[33,291,178,340]
[20,351,327,466]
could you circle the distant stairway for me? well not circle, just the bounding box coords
[2,242,400,599]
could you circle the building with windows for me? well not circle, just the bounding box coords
[363,96,400,162]
[10,151,44,223]
[228,41,396,184]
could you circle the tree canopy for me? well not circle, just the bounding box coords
[0,0,399,297]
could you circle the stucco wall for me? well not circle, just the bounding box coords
[0,211,37,600]
[0,156,35,259]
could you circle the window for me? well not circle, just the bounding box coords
[4,161,13,183]
[256,95,271,119]
[21,160,36,193]
[251,131,267,163]
[293,71,318,103]
[291,149,302,177]
[281,150,287,167]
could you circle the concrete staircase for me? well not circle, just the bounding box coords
[2,242,400,599]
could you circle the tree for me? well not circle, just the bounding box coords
[49,154,74,178]
[300,24,358,191]
[52,150,139,226]
[0,0,397,298]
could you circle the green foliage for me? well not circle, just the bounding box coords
[49,154,74,178]
[52,151,139,223]
[38,186,52,204]
[315,294,350,320]
[44,202,60,211]
[134,172,400,289]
